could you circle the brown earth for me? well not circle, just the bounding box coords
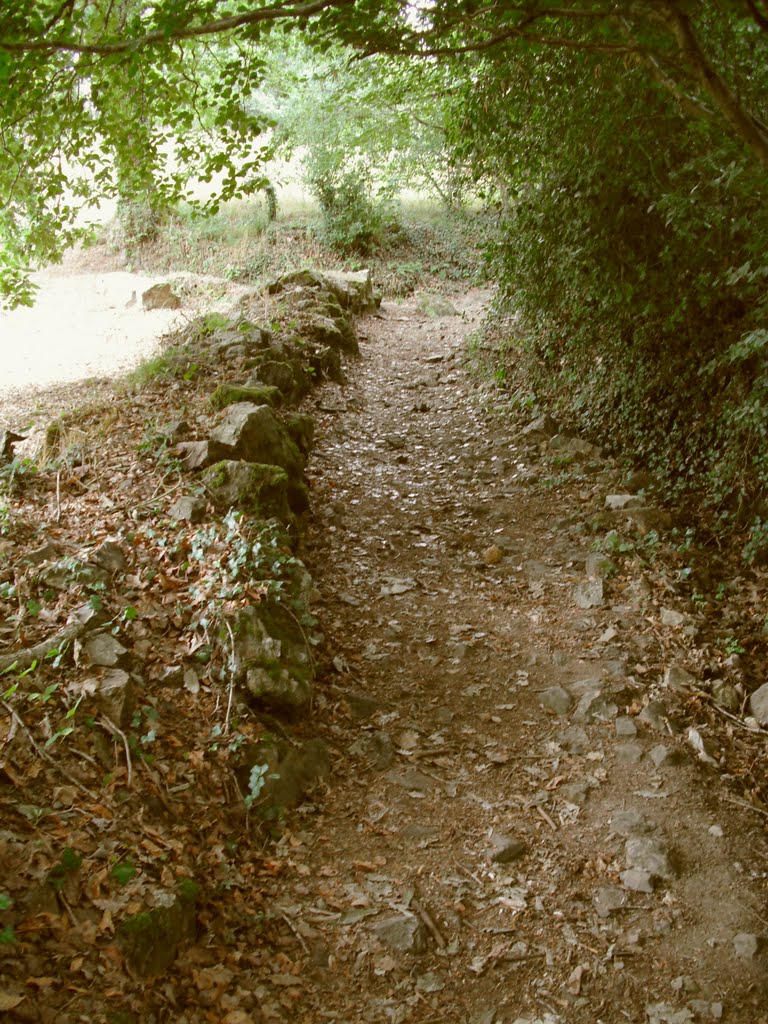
[0,284,767,1024]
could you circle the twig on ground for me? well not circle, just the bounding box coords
[100,715,133,787]
[411,894,446,949]
[722,794,768,821]
[1,699,99,799]
[281,912,310,954]
[0,605,97,676]
[535,805,558,831]
[223,617,236,736]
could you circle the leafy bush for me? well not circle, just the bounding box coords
[306,157,394,255]
[456,19,768,547]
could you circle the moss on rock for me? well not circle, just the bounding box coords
[202,460,292,520]
[209,383,281,411]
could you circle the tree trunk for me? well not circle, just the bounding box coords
[662,3,768,170]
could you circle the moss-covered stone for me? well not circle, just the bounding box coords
[209,403,305,475]
[209,383,281,411]
[283,413,315,457]
[228,601,313,714]
[247,358,310,401]
[117,883,198,977]
[202,460,292,520]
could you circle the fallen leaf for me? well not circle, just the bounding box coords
[0,993,25,1011]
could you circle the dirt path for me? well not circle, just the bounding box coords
[263,293,768,1023]
[1,279,766,1024]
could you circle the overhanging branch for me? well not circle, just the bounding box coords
[0,0,357,55]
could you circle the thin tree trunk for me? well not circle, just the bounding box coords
[661,3,768,170]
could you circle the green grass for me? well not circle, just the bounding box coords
[109,188,489,298]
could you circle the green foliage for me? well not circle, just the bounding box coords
[111,860,137,886]
[47,848,83,890]
[243,762,270,810]
[307,157,392,255]
[459,10,768,547]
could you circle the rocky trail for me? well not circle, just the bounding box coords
[0,277,767,1024]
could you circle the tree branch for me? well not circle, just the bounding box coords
[746,0,768,32]
[0,0,357,55]
[660,2,768,170]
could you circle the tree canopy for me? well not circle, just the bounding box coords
[2,1,768,543]
[1,2,766,302]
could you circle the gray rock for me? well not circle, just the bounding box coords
[661,608,686,628]
[615,716,638,737]
[573,579,604,609]
[663,665,695,691]
[559,779,594,805]
[142,282,181,310]
[540,686,573,716]
[638,700,672,732]
[616,742,644,764]
[97,669,134,727]
[490,835,528,864]
[686,727,719,764]
[593,885,627,918]
[228,604,313,714]
[611,809,657,836]
[522,413,558,440]
[733,932,761,958]
[560,725,590,754]
[169,495,206,523]
[586,551,615,578]
[372,913,429,954]
[620,868,654,893]
[23,541,59,566]
[268,268,376,314]
[176,438,233,471]
[415,971,445,993]
[91,540,128,573]
[749,682,768,726]
[605,494,642,511]
[210,382,282,409]
[623,507,673,535]
[343,690,380,719]
[321,268,377,313]
[628,575,653,607]
[385,768,435,793]
[548,433,600,459]
[83,633,128,668]
[283,412,316,457]
[210,403,303,474]
[625,835,677,881]
[202,460,297,518]
[649,744,685,769]
[401,823,439,842]
[712,680,740,712]
[575,689,618,721]
[248,358,305,398]
[183,668,199,695]
[688,1001,722,1021]
[157,419,190,443]
[349,731,395,770]
[0,428,24,464]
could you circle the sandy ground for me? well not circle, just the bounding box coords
[0,269,186,394]
[0,264,252,433]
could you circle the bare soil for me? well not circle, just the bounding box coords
[0,283,766,1024]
